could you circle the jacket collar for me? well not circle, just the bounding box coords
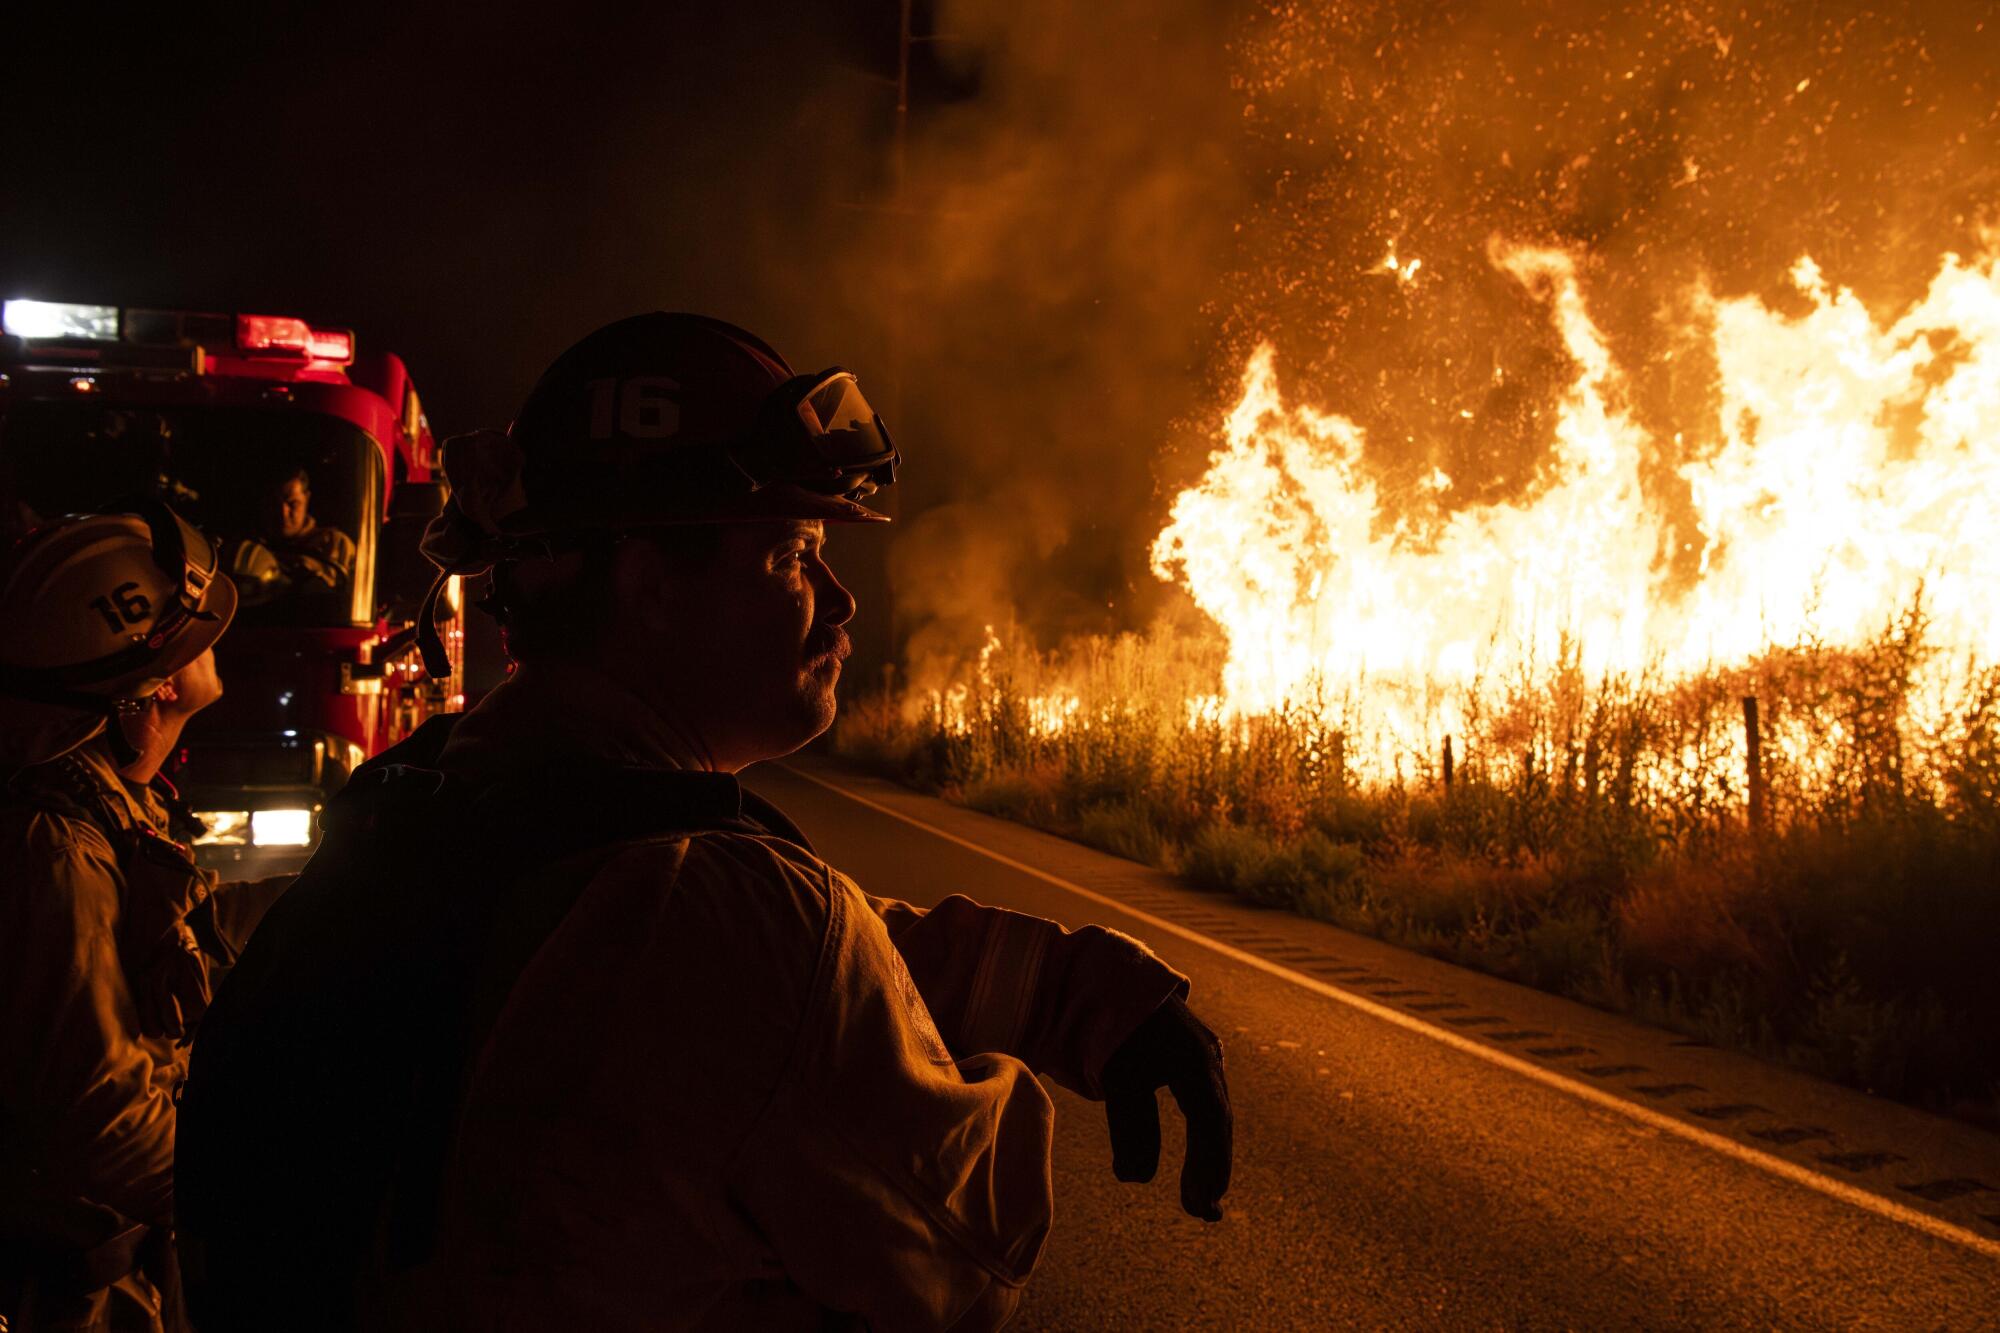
[436,659,715,782]
[5,735,170,839]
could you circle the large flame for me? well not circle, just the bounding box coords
[1150,240,2000,766]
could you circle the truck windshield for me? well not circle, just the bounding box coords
[1,400,380,627]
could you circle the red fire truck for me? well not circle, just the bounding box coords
[0,298,460,870]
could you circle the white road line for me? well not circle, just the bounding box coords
[782,763,2000,1263]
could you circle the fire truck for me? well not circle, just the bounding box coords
[0,298,461,871]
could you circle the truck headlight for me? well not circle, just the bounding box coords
[192,811,251,846]
[250,808,314,847]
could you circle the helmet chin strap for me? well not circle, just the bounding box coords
[102,697,149,768]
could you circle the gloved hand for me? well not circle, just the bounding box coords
[119,826,216,1042]
[1100,995,1232,1221]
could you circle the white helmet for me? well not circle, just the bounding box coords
[0,503,236,768]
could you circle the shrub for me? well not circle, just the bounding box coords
[1178,824,1365,911]
[1076,800,1173,866]
[1798,962,1988,1103]
[1180,823,1272,897]
[1616,861,1770,980]
[1244,831,1365,910]
[961,765,1064,826]
[1515,908,1611,996]
[1367,847,1556,939]
[831,602,2000,1113]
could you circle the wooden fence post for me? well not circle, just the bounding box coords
[1583,729,1601,807]
[1442,736,1455,792]
[1742,695,1766,832]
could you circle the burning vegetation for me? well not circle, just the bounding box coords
[842,1,2000,1112]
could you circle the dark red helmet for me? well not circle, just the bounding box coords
[414,314,897,676]
[498,312,896,533]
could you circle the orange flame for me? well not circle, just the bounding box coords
[1151,239,2000,770]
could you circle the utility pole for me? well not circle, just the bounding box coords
[880,0,914,685]
[842,3,960,693]
[890,0,912,430]
[895,0,911,193]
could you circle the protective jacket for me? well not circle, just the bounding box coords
[186,662,1186,1332]
[0,739,288,1332]
[409,665,1185,1330]
[270,520,356,589]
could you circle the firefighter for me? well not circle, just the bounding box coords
[0,506,292,1331]
[177,313,1231,1333]
[265,467,356,591]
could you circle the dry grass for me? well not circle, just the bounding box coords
[837,603,2000,1116]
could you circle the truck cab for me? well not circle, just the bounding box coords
[0,298,459,871]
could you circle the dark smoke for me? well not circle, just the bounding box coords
[825,1,1254,681]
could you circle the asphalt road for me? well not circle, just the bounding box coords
[748,756,2000,1331]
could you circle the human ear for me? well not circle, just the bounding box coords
[614,536,694,626]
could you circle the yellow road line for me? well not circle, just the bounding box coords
[783,762,2000,1264]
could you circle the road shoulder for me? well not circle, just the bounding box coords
[762,754,2000,1258]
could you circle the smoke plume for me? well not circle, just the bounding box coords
[818,0,1998,690]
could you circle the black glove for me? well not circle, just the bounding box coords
[1100,995,1232,1221]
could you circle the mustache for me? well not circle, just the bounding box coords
[805,625,851,664]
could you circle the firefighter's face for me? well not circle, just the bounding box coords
[277,479,311,538]
[625,519,855,771]
[114,647,225,780]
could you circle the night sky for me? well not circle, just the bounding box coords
[5,4,910,423]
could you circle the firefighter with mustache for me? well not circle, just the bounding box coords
[178,313,1232,1332]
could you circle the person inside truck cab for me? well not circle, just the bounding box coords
[264,467,355,591]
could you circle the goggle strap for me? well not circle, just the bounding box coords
[727,430,895,493]
[106,493,221,620]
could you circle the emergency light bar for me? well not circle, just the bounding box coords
[3,299,355,365]
[235,313,315,353]
[3,299,119,341]
[235,314,356,363]
[308,328,355,361]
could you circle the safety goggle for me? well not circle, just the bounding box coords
[729,368,899,499]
